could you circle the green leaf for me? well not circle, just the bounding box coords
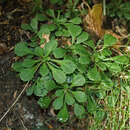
[26,85,34,96]
[44,80,57,91]
[96,62,107,71]
[44,39,57,56]
[83,40,95,50]
[77,32,89,44]
[77,64,87,73]
[30,16,38,32]
[49,65,66,84]
[20,67,35,81]
[50,0,61,4]
[57,104,69,122]
[39,63,49,77]
[22,59,38,67]
[12,62,24,72]
[46,9,55,18]
[36,13,47,21]
[69,17,81,24]
[34,81,48,97]
[34,47,44,57]
[105,62,121,73]
[53,96,64,110]
[55,89,64,97]
[55,60,77,74]
[87,66,101,82]
[66,23,82,40]
[71,74,85,87]
[21,24,32,31]
[74,103,85,118]
[53,48,66,58]
[104,34,117,47]
[38,96,51,109]
[15,42,32,56]
[109,55,129,65]
[65,92,75,105]
[72,91,87,103]
[79,55,90,65]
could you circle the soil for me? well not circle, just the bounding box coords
[0,1,88,130]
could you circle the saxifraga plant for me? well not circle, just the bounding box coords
[12,8,130,123]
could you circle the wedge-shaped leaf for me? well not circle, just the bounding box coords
[12,62,24,72]
[71,74,85,87]
[15,42,32,56]
[39,63,49,77]
[55,89,64,97]
[74,44,90,56]
[36,13,47,22]
[77,64,86,73]
[20,67,35,81]
[44,80,57,91]
[30,17,38,32]
[34,81,48,97]
[38,96,51,109]
[34,47,44,56]
[53,48,66,58]
[54,60,77,74]
[46,9,55,18]
[57,104,69,123]
[21,24,32,31]
[79,55,90,65]
[66,23,82,39]
[87,66,101,82]
[53,96,64,110]
[108,55,129,65]
[69,17,81,24]
[96,62,107,71]
[44,39,57,56]
[72,91,87,103]
[77,32,89,44]
[49,65,66,84]
[83,40,95,50]
[22,59,39,67]
[104,34,117,47]
[106,62,121,73]
[26,85,34,96]
[74,103,85,118]
[65,92,75,105]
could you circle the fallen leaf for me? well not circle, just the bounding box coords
[40,34,50,48]
[0,43,8,55]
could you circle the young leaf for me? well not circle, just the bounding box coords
[65,92,75,105]
[20,67,35,81]
[44,39,57,56]
[53,96,64,110]
[77,32,89,44]
[49,64,66,84]
[105,62,121,73]
[87,66,101,82]
[71,74,85,87]
[15,42,32,56]
[74,103,85,118]
[56,60,77,74]
[34,47,44,57]
[72,91,87,103]
[66,23,82,40]
[57,104,69,122]
[46,9,55,18]
[104,34,117,47]
[22,59,39,67]
[38,96,51,109]
[83,40,95,50]
[79,55,90,65]
[26,85,34,96]
[30,17,38,32]
[69,17,81,24]
[12,62,24,72]
[34,81,48,97]
[53,48,66,58]
[39,63,49,77]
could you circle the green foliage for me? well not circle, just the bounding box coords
[12,2,130,127]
